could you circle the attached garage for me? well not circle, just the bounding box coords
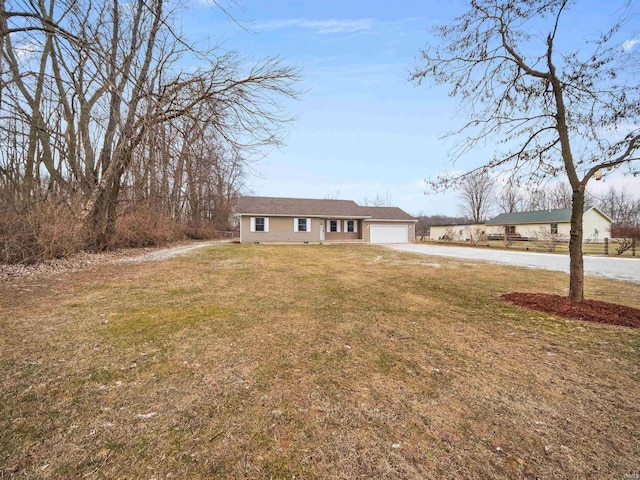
[369,224,410,244]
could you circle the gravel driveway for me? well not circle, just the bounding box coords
[386,243,640,283]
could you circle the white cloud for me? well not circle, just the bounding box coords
[622,39,640,51]
[254,18,374,35]
[14,42,40,60]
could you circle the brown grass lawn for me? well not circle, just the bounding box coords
[1,244,639,479]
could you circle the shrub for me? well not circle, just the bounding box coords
[0,199,84,264]
[183,221,219,240]
[111,210,183,248]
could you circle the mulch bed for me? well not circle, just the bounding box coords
[501,292,640,328]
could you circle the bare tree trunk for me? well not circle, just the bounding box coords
[548,43,583,301]
[568,188,585,302]
[84,0,162,249]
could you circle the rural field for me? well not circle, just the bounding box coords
[1,244,639,479]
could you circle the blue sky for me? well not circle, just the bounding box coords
[185,0,639,216]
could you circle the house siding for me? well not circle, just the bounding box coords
[509,222,570,239]
[325,231,361,240]
[583,209,611,242]
[241,216,321,243]
[429,224,499,241]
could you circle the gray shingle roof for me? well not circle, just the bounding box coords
[361,206,417,221]
[486,206,606,225]
[237,196,369,218]
[236,196,416,220]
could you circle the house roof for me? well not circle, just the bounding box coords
[236,196,416,220]
[486,206,610,225]
[360,206,417,221]
[237,196,370,218]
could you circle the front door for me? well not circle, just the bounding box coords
[319,219,325,241]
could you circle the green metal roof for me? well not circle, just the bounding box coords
[487,207,578,225]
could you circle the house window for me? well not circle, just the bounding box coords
[294,218,310,232]
[551,223,558,234]
[329,220,338,232]
[250,217,268,232]
[506,225,516,234]
[343,219,358,233]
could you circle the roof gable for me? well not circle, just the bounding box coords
[584,206,613,222]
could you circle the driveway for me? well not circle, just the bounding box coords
[386,243,640,283]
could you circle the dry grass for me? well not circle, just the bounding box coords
[1,244,639,479]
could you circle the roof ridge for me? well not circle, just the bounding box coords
[241,195,357,203]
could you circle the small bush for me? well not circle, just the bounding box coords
[112,211,183,248]
[0,199,84,264]
[0,198,224,264]
[183,221,219,240]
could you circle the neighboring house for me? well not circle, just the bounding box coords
[486,206,611,242]
[430,206,611,243]
[236,196,417,244]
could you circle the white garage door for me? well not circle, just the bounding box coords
[370,225,409,244]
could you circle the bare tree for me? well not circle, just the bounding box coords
[597,186,640,254]
[597,187,640,226]
[548,182,572,209]
[324,190,341,200]
[524,189,550,211]
[0,0,300,254]
[497,183,525,213]
[458,171,494,222]
[411,0,640,301]
[523,182,572,211]
[361,192,392,207]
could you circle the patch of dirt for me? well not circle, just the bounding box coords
[501,292,640,328]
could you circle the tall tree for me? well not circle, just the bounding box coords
[0,0,299,251]
[458,170,494,222]
[497,183,525,213]
[524,182,572,211]
[597,186,640,227]
[411,0,640,301]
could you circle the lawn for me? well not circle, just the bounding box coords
[1,244,639,479]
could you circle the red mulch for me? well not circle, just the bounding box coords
[500,292,640,328]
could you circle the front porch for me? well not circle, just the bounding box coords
[322,218,363,241]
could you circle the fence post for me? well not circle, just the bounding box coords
[604,237,609,256]
[632,239,636,257]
